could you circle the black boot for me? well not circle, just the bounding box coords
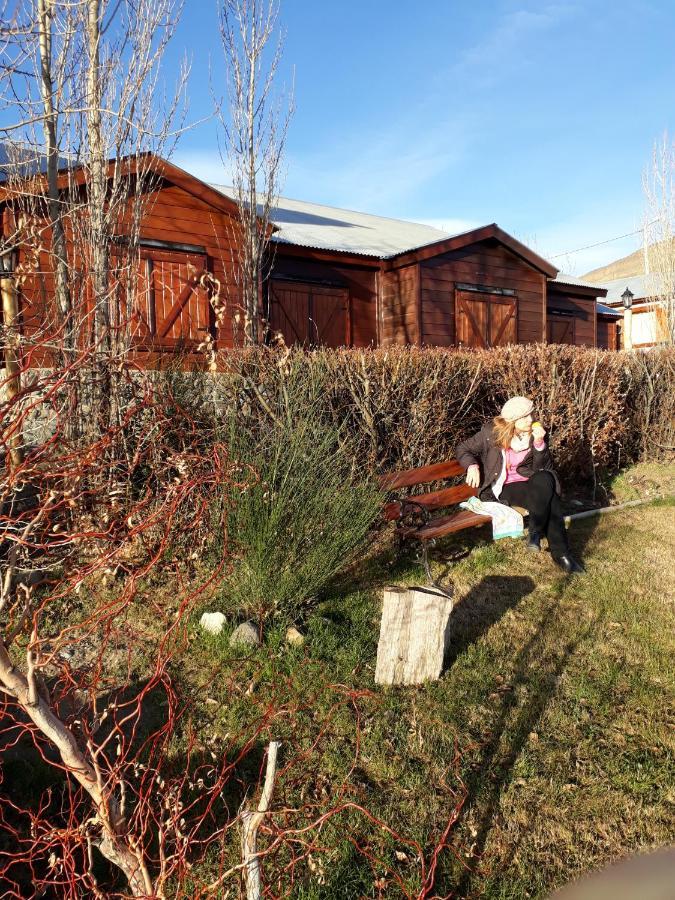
[526,530,542,552]
[553,554,585,575]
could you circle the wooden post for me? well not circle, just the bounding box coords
[623,306,633,351]
[1,253,23,469]
[375,585,454,686]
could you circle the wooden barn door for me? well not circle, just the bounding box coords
[310,285,349,346]
[269,282,350,347]
[134,248,211,348]
[269,283,310,344]
[547,314,575,345]
[456,290,517,348]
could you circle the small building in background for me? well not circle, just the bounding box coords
[546,273,609,346]
[583,248,671,349]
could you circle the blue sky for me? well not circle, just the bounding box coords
[168,0,675,274]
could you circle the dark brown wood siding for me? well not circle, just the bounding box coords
[546,288,597,347]
[597,318,618,350]
[269,254,378,347]
[418,240,546,346]
[139,184,239,350]
[12,181,242,364]
[379,264,420,345]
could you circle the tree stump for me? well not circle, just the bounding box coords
[375,585,454,686]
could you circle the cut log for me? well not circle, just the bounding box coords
[375,585,454,686]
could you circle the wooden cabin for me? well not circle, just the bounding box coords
[546,274,610,347]
[0,155,246,364]
[255,190,610,350]
[1,153,615,361]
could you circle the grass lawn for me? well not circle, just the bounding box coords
[181,484,675,898]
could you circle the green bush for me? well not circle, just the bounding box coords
[220,363,383,623]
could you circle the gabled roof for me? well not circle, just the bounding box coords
[210,184,557,275]
[212,184,454,257]
[0,153,243,219]
[0,141,71,181]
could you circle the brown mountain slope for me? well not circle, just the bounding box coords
[583,239,675,283]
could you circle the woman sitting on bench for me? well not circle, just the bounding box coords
[456,396,584,575]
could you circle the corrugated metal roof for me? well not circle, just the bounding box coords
[597,303,622,317]
[210,184,479,258]
[598,273,663,304]
[0,141,71,181]
[551,272,607,292]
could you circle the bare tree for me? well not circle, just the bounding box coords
[0,351,244,895]
[217,0,293,344]
[642,132,675,345]
[1,0,188,395]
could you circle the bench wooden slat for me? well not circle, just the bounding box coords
[380,459,465,491]
[383,482,477,521]
[401,509,491,541]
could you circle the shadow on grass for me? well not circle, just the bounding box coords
[324,524,495,601]
[445,598,597,899]
[443,575,537,671]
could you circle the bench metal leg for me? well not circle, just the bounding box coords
[416,539,453,599]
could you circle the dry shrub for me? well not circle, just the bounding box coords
[215,345,675,487]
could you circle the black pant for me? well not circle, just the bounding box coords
[494,471,569,557]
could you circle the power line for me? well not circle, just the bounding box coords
[548,226,646,260]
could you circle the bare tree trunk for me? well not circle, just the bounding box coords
[0,639,152,896]
[643,133,675,345]
[0,262,23,468]
[37,0,73,353]
[86,0,109,353]
[218,0,293,346]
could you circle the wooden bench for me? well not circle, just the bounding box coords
[379,458,527,583]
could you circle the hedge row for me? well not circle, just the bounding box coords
[172,344,675,489]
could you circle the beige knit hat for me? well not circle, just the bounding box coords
[501,396,534,422]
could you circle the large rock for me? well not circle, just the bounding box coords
[229,621,260,648]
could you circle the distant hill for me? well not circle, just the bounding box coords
[583,239,675,284]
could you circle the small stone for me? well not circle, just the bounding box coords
[285,626,305,646]
[200,612,226,635]
[229,621,260,648]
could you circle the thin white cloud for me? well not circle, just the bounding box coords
[172,149,234,186]
[416,217,484,235]
[452,4,578,87]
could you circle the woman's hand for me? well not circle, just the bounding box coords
[466,464,480,489]
[532,422,546,443]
